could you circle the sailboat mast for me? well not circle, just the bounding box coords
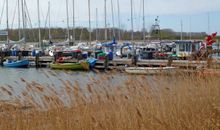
[66,0,70,44]
[111,0,115,38]
[104,0,107,41]
[6,0,9,45]
[189,16,191,40]
[72,0,75,44]
[88,0,91,45]
[208,12,210,34]
[131,0,136,64]
[130,0,134,42]
[21,0,26,44]
[117,0,121,41]
[48,1,51,41]
[18,0,21,40]
[180,20,183,40]
[143,0,146,44]
[37,0,42,49]
[96,8,98,41]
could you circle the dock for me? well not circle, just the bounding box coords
[2,56,220,70]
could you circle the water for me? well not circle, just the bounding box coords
[0,67,178,108]
[0,68,130,100]
[0,68,117,88]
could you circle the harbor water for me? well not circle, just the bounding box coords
[0,67,170,102]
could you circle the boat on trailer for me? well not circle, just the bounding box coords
[3,59,29,68]
[125,67,176,75]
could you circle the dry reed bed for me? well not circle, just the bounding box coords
[0,71,219,130]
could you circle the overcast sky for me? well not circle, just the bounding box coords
[0,0,220,33]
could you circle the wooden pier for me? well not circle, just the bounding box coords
[2,56,220,70]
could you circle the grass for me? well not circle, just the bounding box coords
[0,71,220,130]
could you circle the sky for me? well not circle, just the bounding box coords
[0,0,220,34]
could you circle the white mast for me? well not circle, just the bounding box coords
[131,0,134,42]
[189,16,191,40]
[104,0,107,41]
[180,20,183,40]
[117,0,121,41]
[131,0,135,64]
[66,0,70,44]
[37,0,42,49]
[88,0,91,45]
[96,8,98,41]
[143,0,146,44]
[208,12,210,34]
[21,0,26,44]
[6,0,9,45]
[72,0,75,44]
[48,1,51,41]
[18,0,21,40]
[111,0,115,38]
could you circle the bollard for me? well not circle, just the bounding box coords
[104,54,109,70]
[35,54,40,68]
[54,53,58,63]
[0,51,4,66]
[206,46,213,68]
[132,54,137,66]
[167,56,173,67]
[18,51,22,60]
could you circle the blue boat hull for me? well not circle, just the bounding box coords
[87,58,97,68]
[3,59,29,68]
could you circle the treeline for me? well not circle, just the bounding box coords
[0,28,211,42]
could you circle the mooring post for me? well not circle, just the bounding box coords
[206,46,213,68]
[218,41,220,56]
[54,53,57,63]
[167,56,173,67]
[0,51,4,66]
[104,54,109,70]
[132,51,137,66]
[18,51,22,60]
[35,53,40,68]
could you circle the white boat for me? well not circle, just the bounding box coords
[125,67,176,75]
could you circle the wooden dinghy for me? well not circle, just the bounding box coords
[50,61,89,70]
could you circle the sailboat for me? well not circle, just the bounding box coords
[46,0,71,56]
[8,0,26,47]
[125,0,176,74]
[2,0,29,68]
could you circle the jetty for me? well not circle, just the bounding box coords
[1,55,220,70]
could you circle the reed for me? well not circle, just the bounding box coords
[0,71,219,130]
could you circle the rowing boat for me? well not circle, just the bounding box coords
[3,59,29,68]
[125,67,176,75]
[50,61,89,70]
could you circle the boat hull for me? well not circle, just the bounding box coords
[87,58,97,68]
[125,67,176,75]
[3,59,29,68]
[50,62,89,70]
